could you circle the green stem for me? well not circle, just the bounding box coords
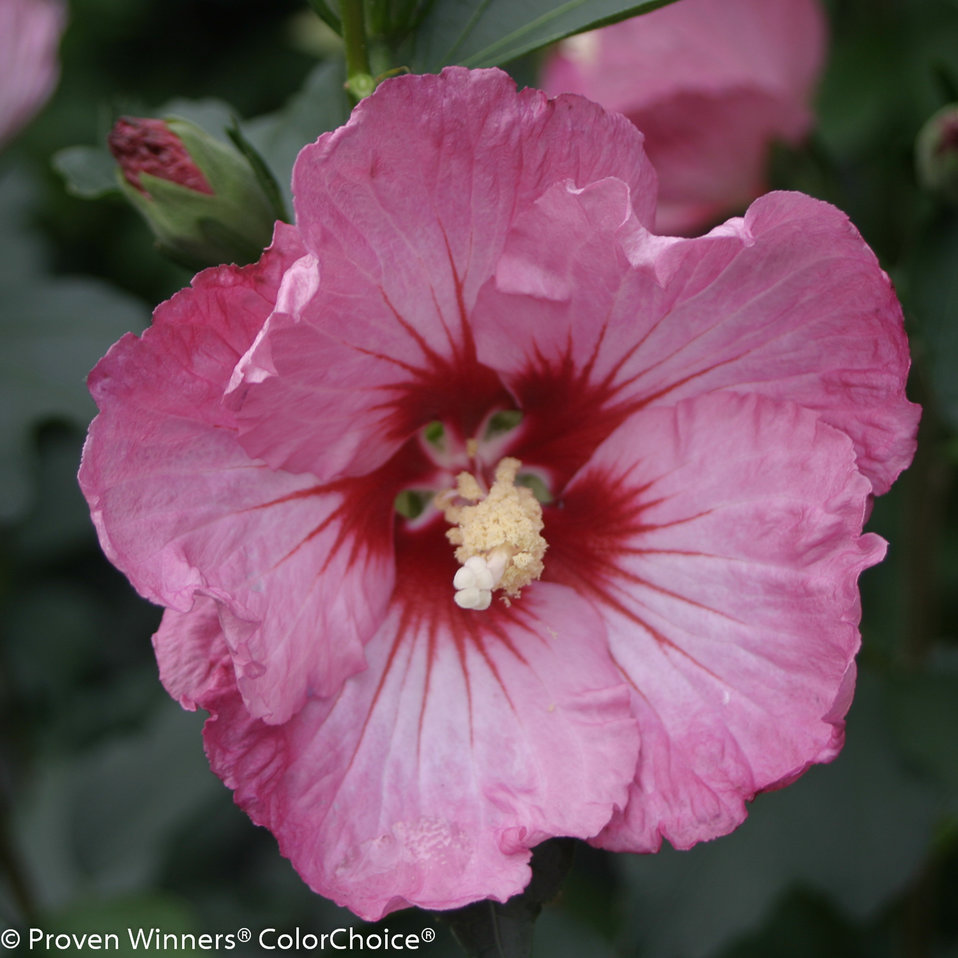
[341,0,374,103]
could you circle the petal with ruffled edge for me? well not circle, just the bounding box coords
[79,225,395,724]
[153,598,234,710]
[202,548,639,920]
[476,182,918,494]
[228,67,658,482]
[542,391,884,851]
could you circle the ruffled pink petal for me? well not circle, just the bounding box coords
[541,0,825,233]
[477,184,918,494]
[229,66,658,481]
[202,549,639,920]
[80,225,395,724]
[153,598,234,710]
[542,391,884,851]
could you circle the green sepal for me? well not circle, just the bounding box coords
[226,119,290,223]
[442,839,575,958]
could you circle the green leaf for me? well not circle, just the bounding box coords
[305,0,343,35]
[886,655,958,801]
[157,97,238,138]
[0,168,147,520]
[410,0,679,71]
[616,670,938,958]
[533,908,617,958]
[13,704,218,909]
[718,890,866,958]
[52,146,120,199]
[245,61,351,210]
[47,895,197,956]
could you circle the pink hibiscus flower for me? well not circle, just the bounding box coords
[79,68,918,920]
[0,0,65,147]
[541,0,827,235]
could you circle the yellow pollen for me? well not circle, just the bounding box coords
[440,457,547,610]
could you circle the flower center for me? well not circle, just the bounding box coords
[439,457,547,611]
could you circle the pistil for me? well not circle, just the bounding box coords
[440,457,547,610]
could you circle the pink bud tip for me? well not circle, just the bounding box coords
[108,116,213,196]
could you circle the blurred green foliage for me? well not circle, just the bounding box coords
[1,0,958,955]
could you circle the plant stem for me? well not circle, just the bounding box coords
[341,0,374,103]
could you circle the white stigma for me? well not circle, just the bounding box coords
[452,552,511,610]
[440,458,547,612]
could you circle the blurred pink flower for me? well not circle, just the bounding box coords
[0,0,65,147]
[542,0,826,235]
[80,68,917,920]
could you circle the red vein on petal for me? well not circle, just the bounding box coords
[468,619,525,718]
[454,620,477,749]
[546,461,742,680]
[586,574,729,687]
[416,608,440,763]
[346,340,425,377]
[255,474,394,576]
[320,621,408,804]
[630,350,753,408]
[603,559,745,625]
[380,287,448,371]
[440,224,471,366]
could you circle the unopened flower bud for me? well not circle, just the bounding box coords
[109,116,213,195]
[108,115,277,269]
[916,104,958,205]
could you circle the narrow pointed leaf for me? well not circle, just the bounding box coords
[411,0,680,70]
